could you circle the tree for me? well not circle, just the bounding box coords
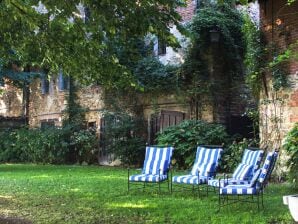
[0,0,185,88]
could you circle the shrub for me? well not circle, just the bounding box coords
[283,123,298,189]
[156,120,228,169]
[0,126,97,164]
[70,129,98,164]
[101,111,146,166]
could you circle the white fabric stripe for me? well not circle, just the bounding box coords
[197,147,205,165]
[151,148,161,175]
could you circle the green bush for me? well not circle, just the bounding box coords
[0,126,97,164]
[102,111,146,166]
[283,123,298,189]
[70,129,98,164]
[156,120,228,169]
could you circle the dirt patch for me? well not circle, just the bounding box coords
[0,217,32,224]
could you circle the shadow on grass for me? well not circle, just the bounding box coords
[0,217,32,224]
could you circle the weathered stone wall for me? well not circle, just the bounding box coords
[259,0,298,172]
[77,85,104,130]
[0,82,24,117]
[29,78,104,129]
[29,78,66,127]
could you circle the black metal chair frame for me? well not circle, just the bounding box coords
[206,146,266,195]
[170,171,217,198]
[218,149,278,211]
[170,145,223,197]
[218,178,265,211]
[128,167,172,194]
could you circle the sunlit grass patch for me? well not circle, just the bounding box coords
[0,164,295,224]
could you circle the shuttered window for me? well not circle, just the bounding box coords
[41,75,49,94]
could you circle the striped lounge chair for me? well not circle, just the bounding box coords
[128,146,174,193]
[218,150,278,210]
[208,148,264,188]
[171,146,223,196]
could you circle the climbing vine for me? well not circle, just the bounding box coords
[180,1,245,119]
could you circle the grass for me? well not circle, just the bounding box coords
[0,164,295,224]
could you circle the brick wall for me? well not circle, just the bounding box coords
[259,0,298,171]
[176,0,196,23]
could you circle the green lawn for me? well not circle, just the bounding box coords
[0,164,294,224]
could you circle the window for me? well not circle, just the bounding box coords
[158,39,167,55]
[40,119,56,129]
[41,75,49,94]
[58,70,69,91]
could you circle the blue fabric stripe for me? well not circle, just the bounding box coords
[172,175,207,185]
[149,147,157,174]
[129,174,168,182]
[155,148,162,175]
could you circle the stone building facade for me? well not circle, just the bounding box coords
[0,81,26,130]
[1,1,256,163]
[29,76,104,129]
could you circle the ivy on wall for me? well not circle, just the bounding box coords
[180,1,245,119]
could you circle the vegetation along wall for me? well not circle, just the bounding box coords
[259,0,298,173]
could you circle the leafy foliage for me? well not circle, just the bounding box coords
[242,14,265,97]
[0,126,97,164]
[101,111,146,165]
[242,13,293,96]
[134,57,179,93]
[180,2,245,117]
[157,120,228,169]
[70,128,98,164]
[0,0,185,88]
[283,123,298,189]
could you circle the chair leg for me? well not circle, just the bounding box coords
[206,185,209,197]
[218,191,221,211]
[159,181,161,194]
[261,191,264,209]
[257,193,260,211]
[127,169,130,192]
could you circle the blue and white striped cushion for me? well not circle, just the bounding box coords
[198,163,216,177]
[172,175,208,184]
[142,146,173,175]
[242,149,264,173]
[208,179,226,187]
[258,152,275,184]
[248,169,261,187]
[232,163,254,180]
[208,179,249,187]
[172,147,222,186]
[220,151,278,195]
[129,174,168,182]
[220,185,257,195]
[190,147,223,176]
